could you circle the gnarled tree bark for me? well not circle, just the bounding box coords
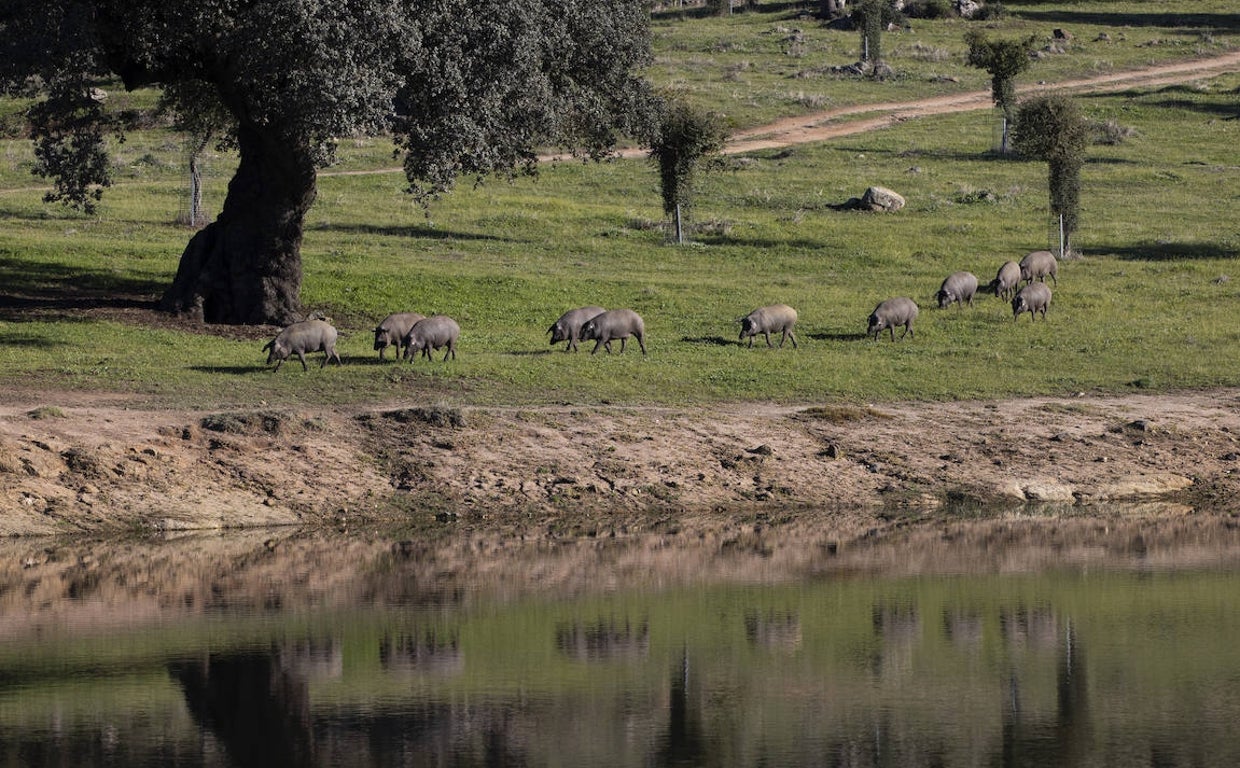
[160,123,316,325]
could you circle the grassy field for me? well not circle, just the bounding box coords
[0,0,1238,408]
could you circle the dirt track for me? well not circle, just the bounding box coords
[3,53,1240,535]
[722,49,1240,154]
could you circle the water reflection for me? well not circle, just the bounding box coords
[1,513,1239,767]
[556,618,650,662]
[380,629,464,677]
[1000,624,1091,768]
[656,652,706,767]
[172,653,314,768]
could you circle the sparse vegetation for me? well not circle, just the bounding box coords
[798,405,894,423]
[26,406,66,420]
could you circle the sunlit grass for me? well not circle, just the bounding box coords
[0,4,1237,408]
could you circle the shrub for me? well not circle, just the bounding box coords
[1091,118,1139,145]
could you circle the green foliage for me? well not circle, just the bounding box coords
[1013,94,1090,248]
[851,0,905,67]
[27,80,119,214]
[2,0,656,321]
[905,0,956,20]
[965,31,1038,122]
[395,0,657,202]
[648,98,728,235]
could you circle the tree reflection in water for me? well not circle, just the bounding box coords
[1000,623,1092,768]
[2,514,1239,767]
[171,652,314,768]
[656,651,707,767]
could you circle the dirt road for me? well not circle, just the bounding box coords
[722,49,1240,154]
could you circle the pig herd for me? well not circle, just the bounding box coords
[262,249,1058,370]
[869,248,1058,340]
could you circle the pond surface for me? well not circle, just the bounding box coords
[2,513,1239,767]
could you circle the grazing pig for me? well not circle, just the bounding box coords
[547,306,605,352]
[403,315,460,361]
[868,297,919,341]
[1019,250,1058,286]
[936,272,978,309]
[263,319,342,372]
[988,261,1022,301]
[373,312,426,361]
[1012,283,1052,321]
[739,304,799,348]
[580,308,646,355]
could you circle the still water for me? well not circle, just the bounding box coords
[2,513,1239,767]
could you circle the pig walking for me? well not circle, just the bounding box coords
[580,309,646,355]
[263,319,342,371]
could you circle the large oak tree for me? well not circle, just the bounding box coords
[1,0,655,324]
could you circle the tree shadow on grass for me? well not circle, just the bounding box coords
[1085,242,1239,261]
[0,255,164,321]
[1142,98,1239,121]
[835,145,1020,164]
[682,335,740,347]
[808,331,869,342]
[0,334,70,350]
[694,236,829,250]
[1080,86,1240,120]
[189,365,268,375]
[1011,9,1240,32]
[310,222,520,243]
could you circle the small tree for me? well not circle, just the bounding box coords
[159,81,233,228]
[1013,95,1089,257]
[648,100,727,244]
[851,0,903,74]
[965,31,1038,154]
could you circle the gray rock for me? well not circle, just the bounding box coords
[860,186,906,212]
[955,0,982,19]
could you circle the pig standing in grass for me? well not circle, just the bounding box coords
[548,306,605,352]
[988,261,1022,301]
[403,315,460,361]
[1019,250,1058,285]
[373,312,426,360]
[739,304,799,348]
[936,272,978,309]
[263,319,342,371]
[580,309,646,355]
[1012,283,1052,321]
[868,297,919,341]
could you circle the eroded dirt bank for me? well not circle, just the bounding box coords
[3,389,1239,536]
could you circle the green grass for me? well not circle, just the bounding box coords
[0,2,1238,408]
[650,0,1238,131]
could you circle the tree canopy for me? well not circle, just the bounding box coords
[965,31,1038,121]
[1,0,656,324]
[1013,94,1089,254]
[851,0,904,72]
[965,30,1038,153]
[648,98,727,244]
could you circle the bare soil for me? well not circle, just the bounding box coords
[4,52,1240,537]
[2,389,1238,536]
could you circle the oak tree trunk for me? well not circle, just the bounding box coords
[160,123,316,325]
